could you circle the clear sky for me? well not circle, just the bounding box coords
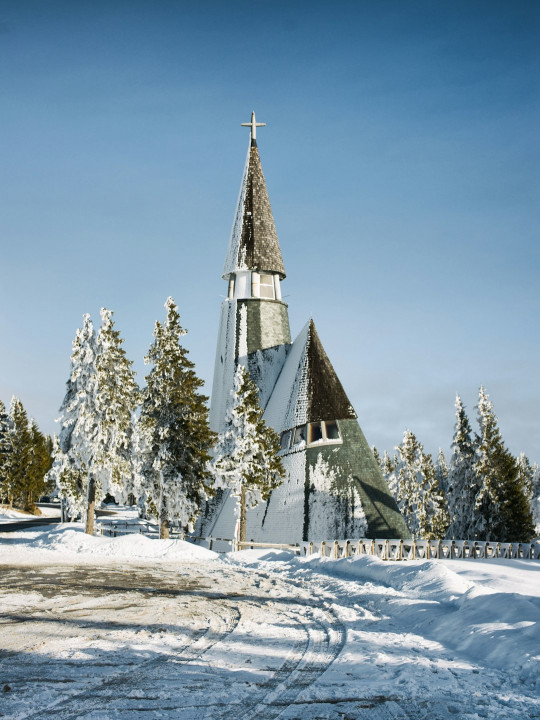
[1,0,539,462]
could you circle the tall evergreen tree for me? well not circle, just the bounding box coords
[531,464,540,535]
[90,308,139,532]
[7,398,33,509]
[210,363,285,544]
[474,387,534,541]
[447,396,479,538]
[434,449,449,495]
[137,298,215,539]
[418,449,450,539]
[0,400,13,503]
[23,421,53,510]
[388,431,448,539]
[55,314,99,528]
[371,446,382,472]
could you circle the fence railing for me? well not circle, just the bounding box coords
[94,520,538,561]
[298,538,539,560]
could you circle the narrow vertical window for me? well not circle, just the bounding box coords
[259,274,276,299]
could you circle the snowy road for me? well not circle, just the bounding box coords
[0,547,538,719]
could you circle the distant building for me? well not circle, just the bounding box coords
[202,114,408,543]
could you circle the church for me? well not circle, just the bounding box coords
[201,114,408,543]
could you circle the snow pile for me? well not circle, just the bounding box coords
[0,524,218,563]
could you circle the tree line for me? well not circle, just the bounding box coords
[374,389,539,542]
[48,298,284,538]
[0,398,53,512]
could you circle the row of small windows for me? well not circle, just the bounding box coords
[280,420,341,451]
[227,271,281,301]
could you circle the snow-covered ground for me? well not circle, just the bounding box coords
[0,524,538,720]
[0,506,61,523]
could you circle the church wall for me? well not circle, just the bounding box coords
[245,449,306,544]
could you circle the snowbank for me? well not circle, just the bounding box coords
[0,524,218,564]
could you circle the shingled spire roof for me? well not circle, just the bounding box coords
[223,115,286,280]
[264,320,357,432]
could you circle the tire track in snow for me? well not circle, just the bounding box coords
[233,601,346,720]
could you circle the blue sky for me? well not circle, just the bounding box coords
[1,0,539,462]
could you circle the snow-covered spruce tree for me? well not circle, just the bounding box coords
[55,314,99,527]
[390,431,421,536]
[446,396,479,538]
[474,387,534,541]
[434,449,449,495]
[137,298,215,539]
[371,446,382,472]
[23,420,53,510]
[7,398,33,509]
[418,449,450,540]
[210,363,285,544]
[531,464,540,535]
[0,399,13,504]
[390,431,448,539]
[90,308,139,533]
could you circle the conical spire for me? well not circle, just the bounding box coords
[264,320,357,431]
[223,114,286,279]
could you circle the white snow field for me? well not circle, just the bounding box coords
[0,525,538,720]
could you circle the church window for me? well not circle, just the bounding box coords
[280,430,292,450]
[292,425,306,445]
[259,273,276,299]
[308,422,323,444]
[324,421,340,441]
[228,275,235,299]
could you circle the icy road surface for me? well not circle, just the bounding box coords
[0,554,538,720]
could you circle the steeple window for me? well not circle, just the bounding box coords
[227,271,282,301]
[259,274,276,299]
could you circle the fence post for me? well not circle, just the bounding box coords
[321,541,326,557]
[370,539,375,556]
[333,540,339,559]
[309,541,313,556]
[398,539,403,561]
[345,540,350,558]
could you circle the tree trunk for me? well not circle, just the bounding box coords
[239,486,247,545]
[85,475,96,536]
[160,504,169,539]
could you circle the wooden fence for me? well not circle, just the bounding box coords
[298,538,539,561]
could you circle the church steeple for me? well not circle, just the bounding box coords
[223,113,286,284]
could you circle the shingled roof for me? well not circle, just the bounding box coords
[264,319,357,432]
[223,141,286,280]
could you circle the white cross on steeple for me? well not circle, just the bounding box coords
[241,111,266,141]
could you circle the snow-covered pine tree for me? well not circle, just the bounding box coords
[46,436,86,520]
[91,308,139,532]
[531,464,540,535]
[474,387,534,541]
[0,400,13,503]
[7,398,33,509]
[56,314,99,530]
[434,449,449,495]
[418,449,450,539]
[516,454,534,506]
[137,298,215,539]
[210,363,285,543]
[391,431,421,536]
[371,446,382,472]
[23,420,53,510]
[446,396,479,538]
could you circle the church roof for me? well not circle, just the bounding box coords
[223,140,286,280]
[264,319,357,432]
